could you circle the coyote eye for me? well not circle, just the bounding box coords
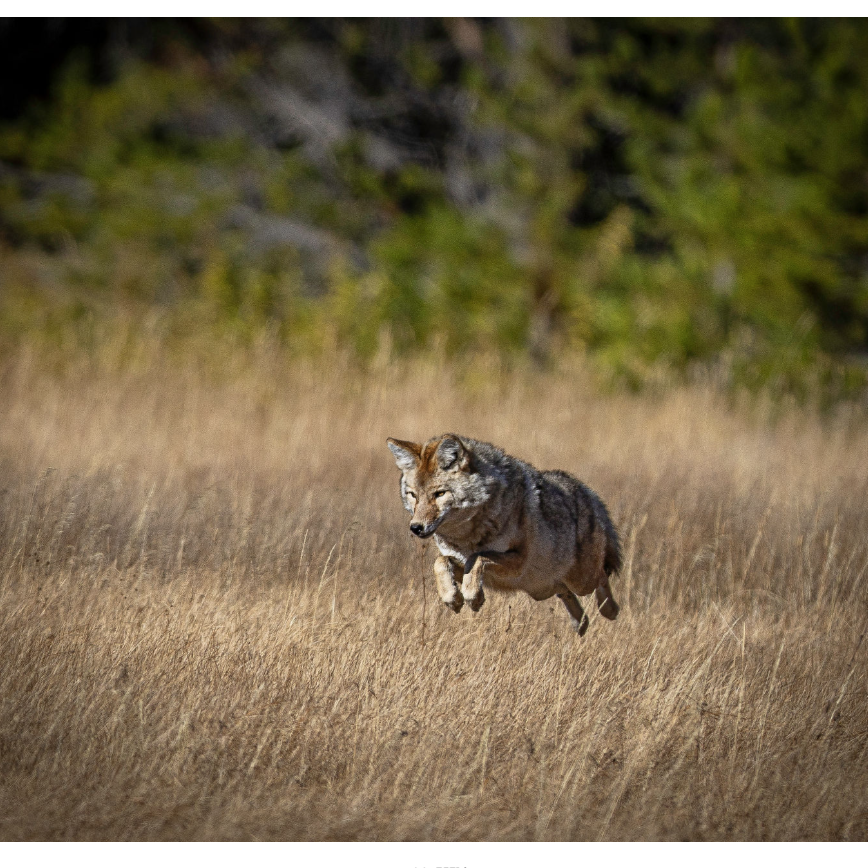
[433,490,449,499]
[406,490,417,501]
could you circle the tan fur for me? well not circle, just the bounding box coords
[387,434,621,635]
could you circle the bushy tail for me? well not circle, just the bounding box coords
[596,494,622,576]
[604,527,622,576]
[577,480,622,577]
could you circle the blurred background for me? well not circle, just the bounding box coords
[2,18,868,400]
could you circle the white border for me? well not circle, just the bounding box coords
[2,841,867,866]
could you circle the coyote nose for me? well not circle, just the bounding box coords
[410,523,424,536]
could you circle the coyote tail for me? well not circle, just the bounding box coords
[603,523,622,576]
[604,527,622,577]
[581,480,622,578]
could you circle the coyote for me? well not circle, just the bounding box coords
[387,433,621,635]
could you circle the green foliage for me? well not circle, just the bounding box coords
[1,19,867,400]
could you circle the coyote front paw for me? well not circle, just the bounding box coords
[466,587,485,612]
[443,592,464,613]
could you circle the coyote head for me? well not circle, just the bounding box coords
[386,434,480,539]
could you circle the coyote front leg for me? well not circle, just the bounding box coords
[460,556,486,613]
[462,548,526,614]
[434,555,464,613]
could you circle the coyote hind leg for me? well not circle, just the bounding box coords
[595,576,620,620]
[557,591,590,637]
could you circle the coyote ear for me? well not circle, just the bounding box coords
[387,438,421,471]
[436,435,469,471]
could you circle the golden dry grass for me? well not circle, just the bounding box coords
[1,347,867,840]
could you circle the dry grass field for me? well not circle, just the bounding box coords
[1,345,867,840]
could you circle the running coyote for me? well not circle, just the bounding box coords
[387,433,621,635]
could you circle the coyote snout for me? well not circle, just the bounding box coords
[387,433,621,635]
